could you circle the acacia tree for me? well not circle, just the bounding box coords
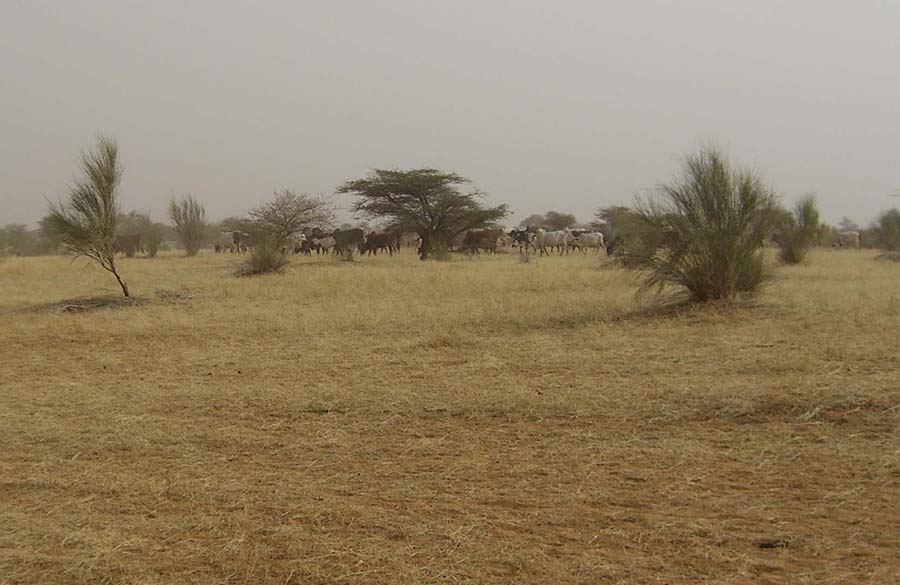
[838,217,859,232]
[169,195,206,256]
[544,211,577,230]
[248,190,334,249]
[43,136,131,297]
[338,168,508,260]
[518,213,547,229]
[518,211,577,230]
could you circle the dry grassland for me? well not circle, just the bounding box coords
[1,249,899,584]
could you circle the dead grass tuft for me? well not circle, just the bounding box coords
[33,295,148,313]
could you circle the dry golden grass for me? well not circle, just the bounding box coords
[1,248,899,584]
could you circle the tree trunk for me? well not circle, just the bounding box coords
[108,257,130,297]
[417,231,432,260]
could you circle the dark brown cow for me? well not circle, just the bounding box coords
[461,228,504,254]
[332,228,366,258]
[361,231,397,256]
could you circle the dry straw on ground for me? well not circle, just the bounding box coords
[1,249,898,584]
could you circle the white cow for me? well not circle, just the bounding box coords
[534,229,570,256]
[837,231,861,249]
[215,231,235,253]
[312,236,335,255]
[578,231,606,254]
[287,233,307,253]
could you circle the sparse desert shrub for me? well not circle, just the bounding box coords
[775,196,821,264]
[123,212,164,258]
[43,136,131,297]
[618,146,776,302]
[876,209,900,253]
[169,195,206,256]
[237,243,289,276]
[142,220,164,257]
[594,206,642,256]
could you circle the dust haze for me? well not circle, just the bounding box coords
[2,1,898,226]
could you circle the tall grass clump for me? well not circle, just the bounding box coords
[775,196,821,264]
[236,242,289,276]
[139,215,164,257]
[875,208,900,261]
[618,147,776,302]
[169,195,206,256]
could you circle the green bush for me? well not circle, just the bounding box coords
[618,147,776,302]
[776,196,821,264]
[878,209,900,252]
[169,195,206,257]
[237,244,289,277]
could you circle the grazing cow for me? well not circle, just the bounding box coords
[508,229,536,252]
[533,229,570,256]
[461,228,504,254]
[215,232,235,253]
[114,234,144,257]
[836,231,861,249]
[388,230,402,254]
[310,235,335,255]
[332,228,366,258]
[287,233,307,254]
[577,231,605,254]
[232,231,251,253]
[449,231,467,252]
[362,231,397,256]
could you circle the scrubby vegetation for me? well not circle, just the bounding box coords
[617,147,776,302]
[236,242,290,276]
[775,195,821,264]
[876,208,900,259]
[169,195,207,256]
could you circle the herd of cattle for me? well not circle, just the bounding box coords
[112,226,865,258]
[213,227,610,257]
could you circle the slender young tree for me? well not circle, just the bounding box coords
[338,168,508,260]
[43,136,130,297]
[169,195,206,256]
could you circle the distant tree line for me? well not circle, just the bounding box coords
[20,134,900,301]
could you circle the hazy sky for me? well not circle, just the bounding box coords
[2,1,898,228]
